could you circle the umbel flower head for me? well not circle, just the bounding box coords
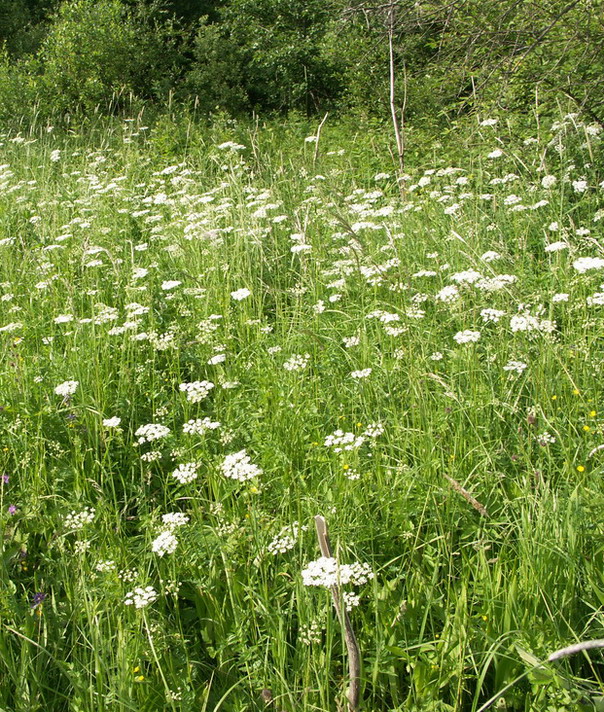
[124,586,158,608]
[301,556,374,588]
[55,380,79,397]
[151,530,178,557]
[221,450,262,481]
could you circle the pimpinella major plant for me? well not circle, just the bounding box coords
[0,109,603,711]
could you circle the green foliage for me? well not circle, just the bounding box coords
[0,50,42,125]
[221,0,343,113]
[1,0,603,124]
[0,0,63,57]
[181,18,247,114]
[38,0,185,115]
[1,109,604,710]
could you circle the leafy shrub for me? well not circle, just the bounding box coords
[38,0,185,115]
[0,50,41,125]
[181,18,248,114]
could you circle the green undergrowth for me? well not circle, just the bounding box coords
[0,109,604,712]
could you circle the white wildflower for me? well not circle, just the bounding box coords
[544,241,568,253]
[267,521,306,555]
[573,257,604,273]
[64,507,95,530]
[231,288,251,301]
[162,512,190,529]
[350,368,372,379]
[0,322,22,332]
[283,353,310,371]
[217,141,245,151]
[179,380,214,403]
[503,360,527,375]
[55,380,79,397]
[140,451,162,462]
[537,431,556,446]
[480,308,505,323]
[343,335,360,348]
[172,462,199,485]
[124,586,158,608]
[152,530,178,557]
[161,280,181,291]
[301,557,374,587]
[587,293,604,306]
[363,422,384,438]
[324,430,365,453]
[453,330,481,344]
[481,251,501,262]
[435,285,459,303]
[221,450,262,481]
[183,418,221,435]
[135,423,170,444]
[572,179,588,193]
[343,592,361,611]
[450,269,482,284]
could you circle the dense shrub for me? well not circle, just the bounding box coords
[0,50,41,125]
[38,0,185,114]
[181,18,248,114]
[221,0,343,113]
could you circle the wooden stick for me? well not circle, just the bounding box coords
[313,112,329,169]
[314,515,361,712]
[443,474,490,518]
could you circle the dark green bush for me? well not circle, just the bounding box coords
[181,18,248,114]
[38,0,185,115]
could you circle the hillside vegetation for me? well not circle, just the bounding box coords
[1,2,604,711]
[0,111,603,711]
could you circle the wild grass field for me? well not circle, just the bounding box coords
[1,110,604,712]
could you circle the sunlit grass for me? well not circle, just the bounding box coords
[0,110,603,712]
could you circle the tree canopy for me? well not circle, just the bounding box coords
[0,0,602,124]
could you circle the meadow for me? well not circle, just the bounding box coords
[0,110,604,712]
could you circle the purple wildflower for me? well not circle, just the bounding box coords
[31,593,47,608]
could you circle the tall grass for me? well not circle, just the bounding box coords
[0,110,603,711]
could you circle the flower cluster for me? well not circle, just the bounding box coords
[350,368,372,379]
[510,313,556,334]
[64,507,95,530]
[283,353,310,371]
[503,360,527,375]
[453,330,481,344]
[363,422,384,438]
[267,521,306,555]
[161,512,190,529]
[179,380,215,403]
[221,450,263,481]
[299,620,323,645]
[124,586,158,608]
[231,287,251,300]
[172,462,199,484]
[573,257,604,273]
[537,431,556,446]
[135,423,171,444]
[301,556,374,587]
[183,417,221,435]
[55,380,79,397]
[324,430,365,452]
[151,530,178,557]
